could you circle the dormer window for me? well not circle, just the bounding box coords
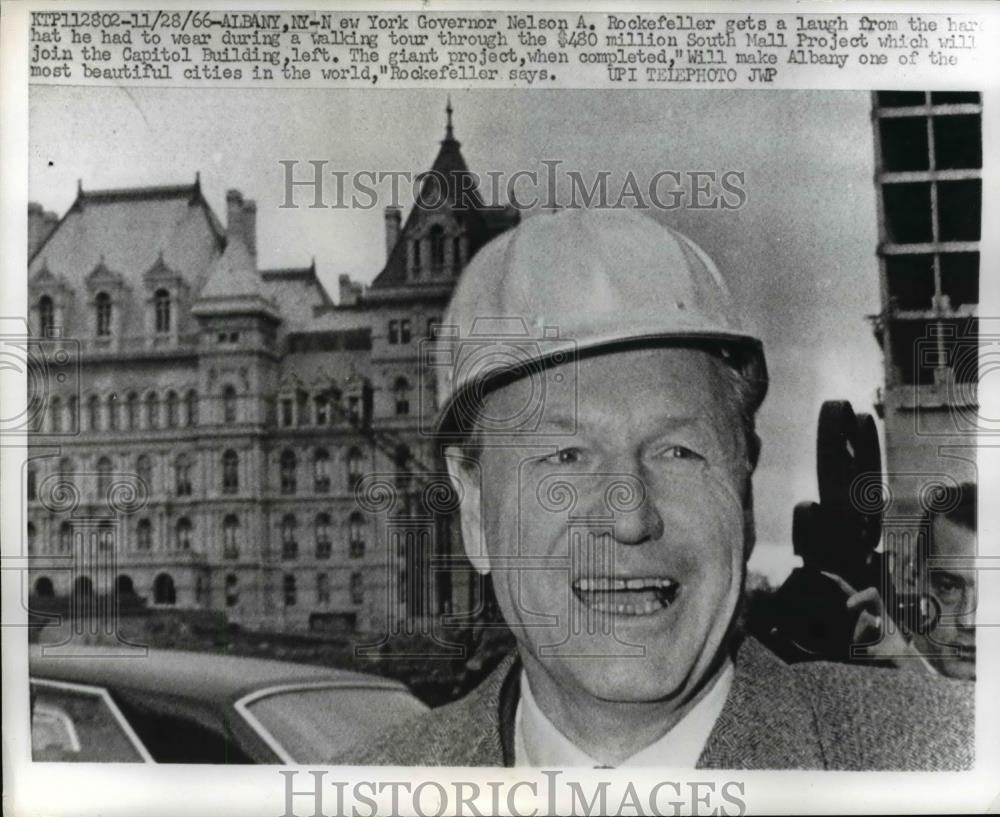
[38,296,55,337]
[394,377,411,416]
[429,224,445,269]
[95,292,112,336]
[388,319,411,344]
[154,289,171,333]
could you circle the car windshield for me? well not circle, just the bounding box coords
[243,685,427,763]
[31,681,149,762]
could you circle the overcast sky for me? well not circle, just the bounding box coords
[29,87,884,583]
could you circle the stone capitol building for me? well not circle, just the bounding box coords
[26,105,518,635]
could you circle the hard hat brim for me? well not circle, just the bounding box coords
[434,329,767,438]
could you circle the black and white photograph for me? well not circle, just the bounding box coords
[2,3,997,815]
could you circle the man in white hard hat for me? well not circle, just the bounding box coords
[344,209,972,769]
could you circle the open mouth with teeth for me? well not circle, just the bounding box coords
[572,577,680,616]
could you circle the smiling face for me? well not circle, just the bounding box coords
[448,346,755,707]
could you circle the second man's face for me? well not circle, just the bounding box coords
[914,515,977,680]
[459,345,754,708]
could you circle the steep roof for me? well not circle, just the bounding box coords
[370,101,520,292]
[192,235,280,321]
[261,261,336,330]
[29,178,223,284]
[27,178,225,339]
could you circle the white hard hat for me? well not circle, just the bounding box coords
[433,208,767,435]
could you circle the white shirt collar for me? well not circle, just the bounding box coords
[514,661,734,768]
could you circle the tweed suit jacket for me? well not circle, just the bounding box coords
[338,637,973,770]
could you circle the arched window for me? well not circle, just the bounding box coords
[136,518,152,551]
[347,447,363,489]
[225,574,239,607]
[95,292,112,336]
[279,396,294,427]
[49,395,62,433]
[67,395,78,432]
[153,573,176,605]
[313,448,330,493]
[316,573,330,605]
[296,390,310,427]
[165,391,179,428]
[315,513,332,559]
[174,453,193,496]
[87,395,100,432]
[125,392,138,430]
[38,295,55,336]
[59,521,72,553]
[106,393,118,431]
[34,576,55,598]
[281,514,298,560]
[283,574,297,607]
[136,454,152,492]
[74,576,94,597]
[154,289,171,333]
[223,385,237,424]
[196,575,209,605]
[176,517,192,550]
[412,238,422,270]
[350,571,364,605]
[452,235,462,268]
[96,524,114,553]
[96,456,113,499]
[280,449,297,495]
[222,514,239,559]
[393,377,411,416]
[222,450,239,494]
[394,444,411,490]
[314,394,329,426]
[27,522,37,553]
[145,392,159,430]
[429,224,445,268]
[349,512,366,558]
[185,390,198,427]
[117,575,135,596]
[27,464,37,501]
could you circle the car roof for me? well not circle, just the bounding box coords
[29,644,412,705]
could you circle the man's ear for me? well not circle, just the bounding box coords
[742,479,756,562]
[443,446,490,575]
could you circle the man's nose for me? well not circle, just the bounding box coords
[610,476,665,545]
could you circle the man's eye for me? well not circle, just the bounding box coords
[934,577,961,595]
[543,448,582,465]
[662,445,704,461]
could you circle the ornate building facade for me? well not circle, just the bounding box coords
[26,108,518,634]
